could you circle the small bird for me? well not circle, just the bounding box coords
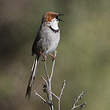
[25,12,63,98]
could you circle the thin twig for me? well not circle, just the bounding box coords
[58,80,66,110]
[49,51,57,81]
[71,90,87,110]
[34,49,87,110]
[44,61,53,110]
[72,102,86,110]
[59,80,66,99]
[34,90,46,103]
[44,61,49,81]
[50,91,59,100]
[43,51,57,110]
[41,76,48,86]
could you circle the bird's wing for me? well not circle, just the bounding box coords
[32,29,41,56]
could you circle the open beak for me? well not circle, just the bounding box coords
[58,13,64,16]
[58,13,64,22]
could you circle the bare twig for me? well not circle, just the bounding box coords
[34,50,87,110]
[71,90,87,110]
[44,61,49,80]
[59,80,66,99]
[34,90,46,103]
[72,102,86,110]
[58,80,66,110]
[44,61,53,110]
[41,76,48,87]
[50,91,59,100]
[43,51,57,110]
[49,51,57,81]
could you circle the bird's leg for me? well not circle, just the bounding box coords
[49,53,56,61]
[40,51,47,61]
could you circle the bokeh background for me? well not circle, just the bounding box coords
[0,0,110,110]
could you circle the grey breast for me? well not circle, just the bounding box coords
[40,25,60,54]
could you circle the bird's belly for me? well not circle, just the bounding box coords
[41,32,60,54]
[46,40,58,53]
[40,26,60,54]
[46,33,60,54]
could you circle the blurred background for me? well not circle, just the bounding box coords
[0,0,110,110]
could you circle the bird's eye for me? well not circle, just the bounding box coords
[56,16,58,19]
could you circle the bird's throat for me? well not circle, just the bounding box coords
[49,26,59,33]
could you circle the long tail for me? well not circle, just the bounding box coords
[25,57,39,99]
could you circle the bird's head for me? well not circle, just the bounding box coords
[42,12,64,30]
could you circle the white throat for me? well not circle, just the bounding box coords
[48,18,59,30]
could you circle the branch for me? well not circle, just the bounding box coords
[34,90,46,103]
[71,90,87,110]
[41,76,48,87]
[50,91,59,100]
[49,51,57,81]
[58,80,66,110]
[44,61,49,81]
[43,51,57,110]
[59,80,66,99]
[34,50,87,110]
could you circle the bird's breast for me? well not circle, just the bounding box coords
[40,26,60,54]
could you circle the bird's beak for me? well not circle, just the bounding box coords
[58,13,64,22]
[58,13,64,16]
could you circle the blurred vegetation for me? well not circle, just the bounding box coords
[0,0,110,110]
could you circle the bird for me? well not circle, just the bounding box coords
[25,11,63,99]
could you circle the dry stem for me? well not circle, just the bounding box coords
[71,90,87,110]
[34,51,87,110]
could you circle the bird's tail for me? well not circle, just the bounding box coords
[25,57,39,99]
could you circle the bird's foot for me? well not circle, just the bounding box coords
[49,53,56,62]
[40,51,47,61]
[42,55,47,61]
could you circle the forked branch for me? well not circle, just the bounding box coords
[34,51,87,110]
[71,90,87,110]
